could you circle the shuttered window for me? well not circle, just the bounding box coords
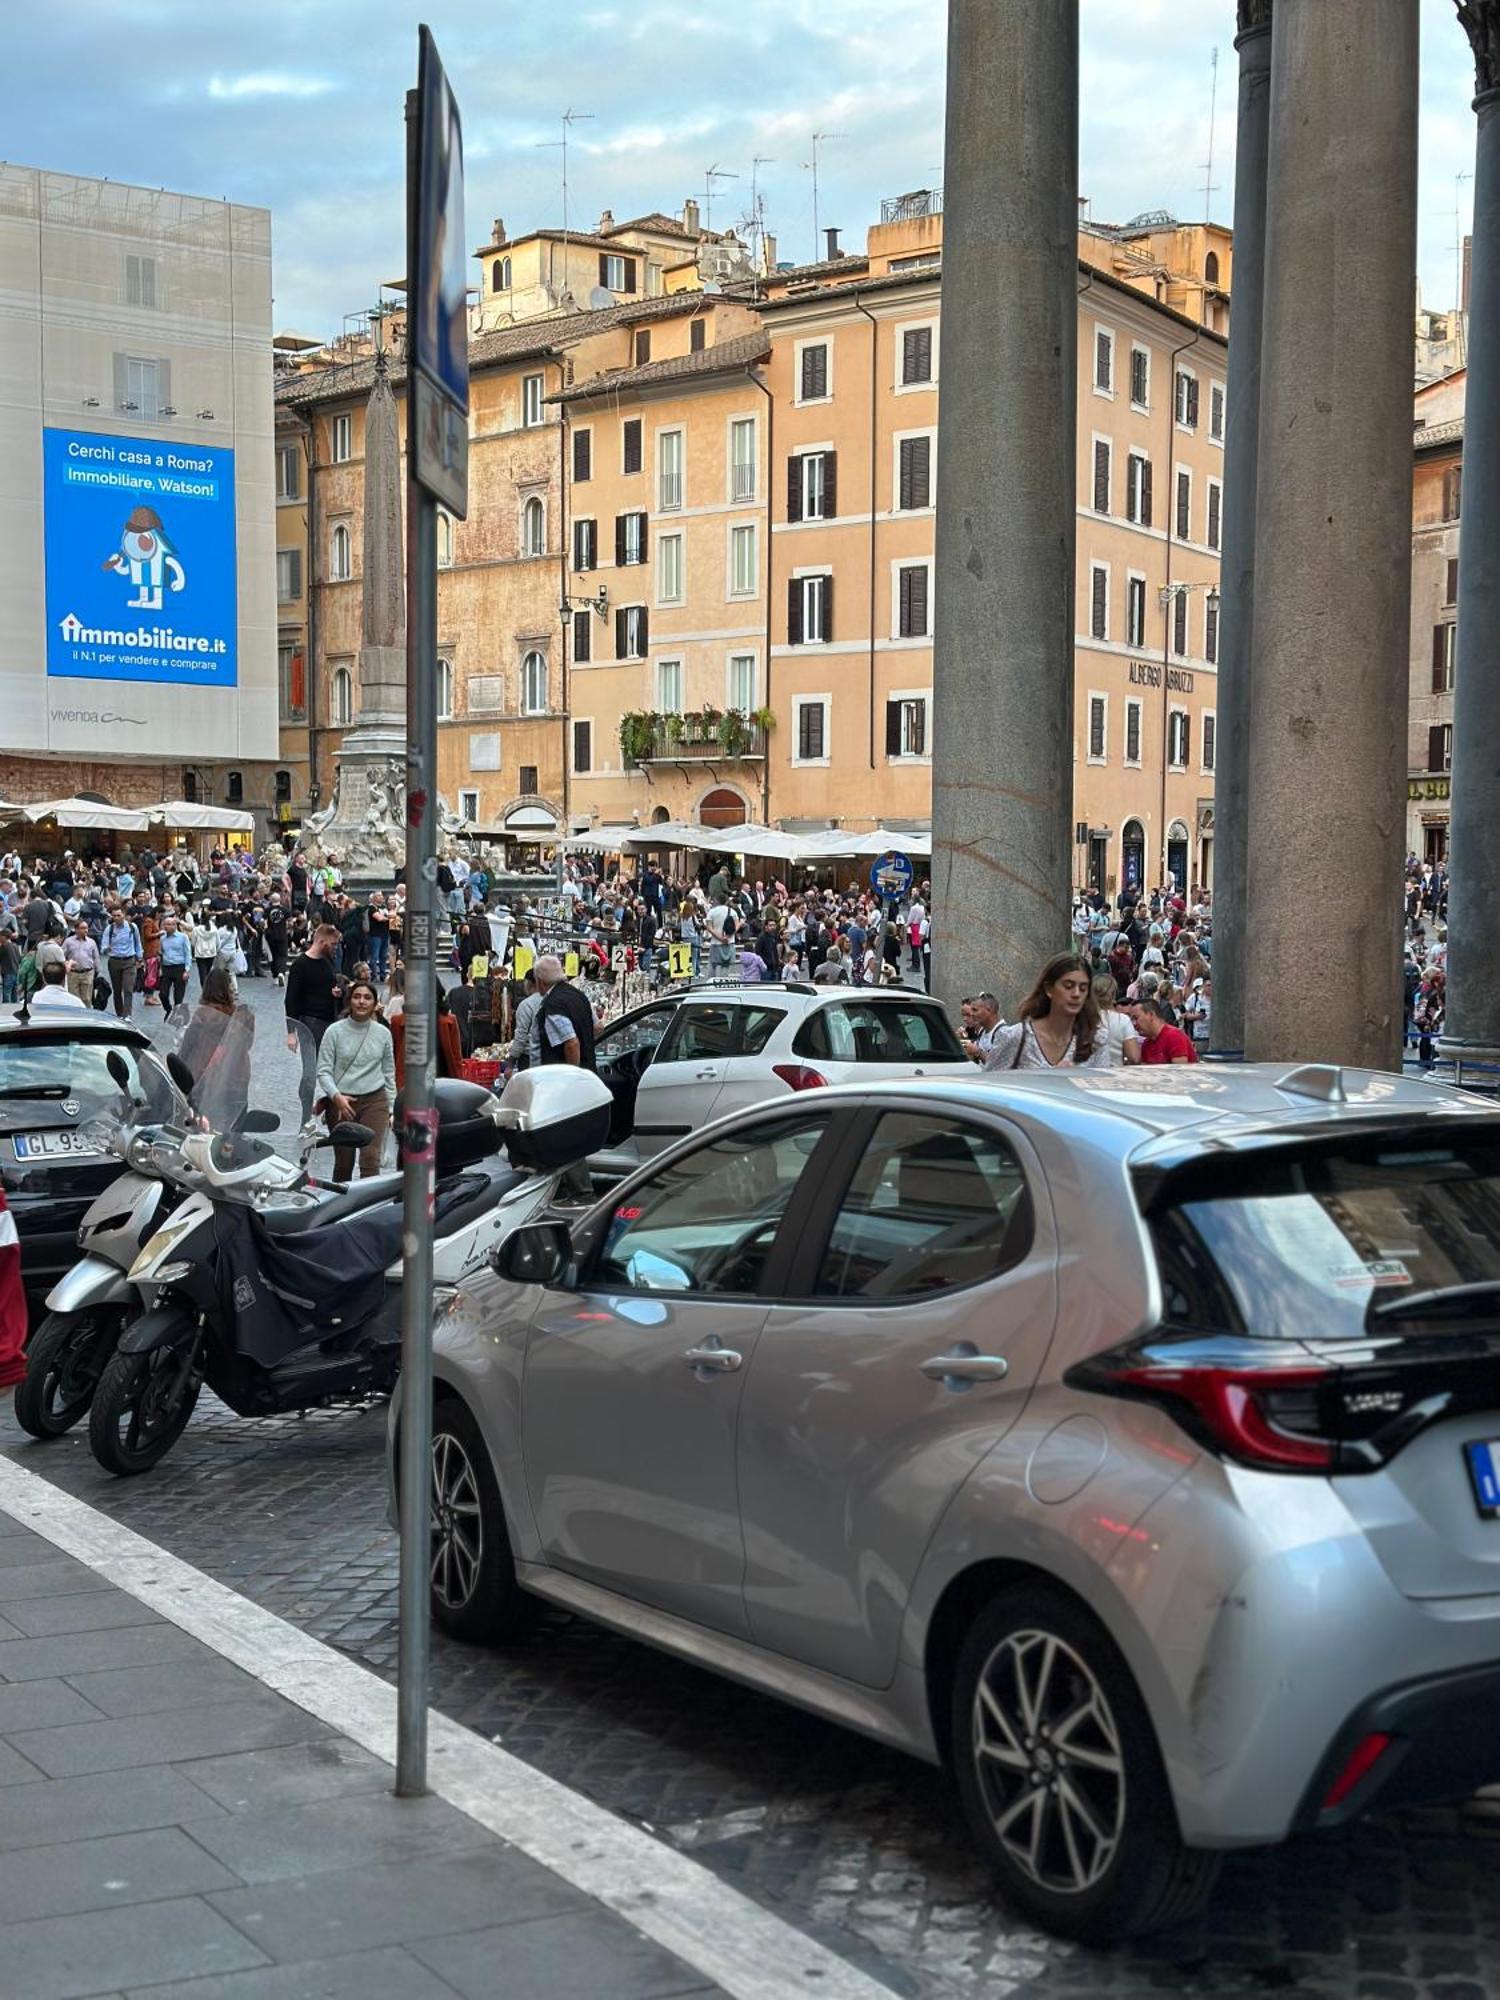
[1125,700,1142,764]
[1126,576,1147,649]
[615,605,647,659]
[789,574,832,644]
[898,564,929,638]
[901,326,933,384]
[1432,623,1456,693]
[1093,438,1111,514]
[1173,590,1188,658]
[1130,347,1150,408]
[797,701,826,761]
[616,512,647,566]
[1446,557,1460,604]
[572,429,592,481]
[572,720,592,773]
[1090,565,1108,641]
[1176,470,1191,541]
[1089,696,1106,759]
[572,518,597,573]
[622,418,643,475]
[572,608,592,664]
[1094,329,1113,392]
[1203,714,1217,773]
[898,435,932,510]
[1207,482,1222,550]
[1205,595,1219,665]
[1429,723,1452,772]
[800,343,829,400]
[885,697,927,757]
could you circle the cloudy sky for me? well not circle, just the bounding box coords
[4,1,1481,338]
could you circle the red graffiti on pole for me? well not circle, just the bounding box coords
[407,788,428,828]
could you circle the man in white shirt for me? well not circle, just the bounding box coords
[705,899,738,973]
[28,963,87,1012]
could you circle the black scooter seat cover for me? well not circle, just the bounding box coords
[212,1201,405,1369]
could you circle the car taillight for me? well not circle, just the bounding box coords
[771,1063,828,1092]
[1067,1342,1337,1472]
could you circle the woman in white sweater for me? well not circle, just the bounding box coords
[314,980,397,1180]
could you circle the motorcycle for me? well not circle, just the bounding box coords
[87,1065,611,1476]
[16,1028,331,1439]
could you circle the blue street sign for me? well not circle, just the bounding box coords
[43,427,237,687]
[871,850,914,900]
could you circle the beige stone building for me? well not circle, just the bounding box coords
[1407,368,1465,862]
[558,199,1226,896]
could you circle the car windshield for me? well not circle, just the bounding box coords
[793,1001,966,1064]
[1148,1133,1500,1341]
[0,1037,175,1121]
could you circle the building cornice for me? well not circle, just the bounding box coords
[1236,0,1272,43]
[1457,1,1500,97]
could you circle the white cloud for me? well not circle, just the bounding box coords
[207,72,336,101]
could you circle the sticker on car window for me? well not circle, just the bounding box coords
[1327,1259,1412,1289]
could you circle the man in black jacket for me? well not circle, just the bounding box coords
[285,924,346,1120]
[535,954,597,1200]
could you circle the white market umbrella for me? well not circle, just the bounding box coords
[22,797,151,832]
[798,825,932,859]
[148,801,256,833]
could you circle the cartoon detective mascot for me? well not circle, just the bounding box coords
[102,505,186,611]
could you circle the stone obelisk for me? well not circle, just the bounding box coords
[303,343,408,890]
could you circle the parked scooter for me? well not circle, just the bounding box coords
[17,1034,323,1439]
[88,1066,611,1476]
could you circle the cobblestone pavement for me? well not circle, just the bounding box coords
[6,972,1498,1998]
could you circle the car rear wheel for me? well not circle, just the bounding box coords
[429,1397,530,1643]
[950,1586,1219,1942]
[15,1308,125,1438]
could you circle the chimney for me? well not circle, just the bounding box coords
[682,197,701,237]
[491,217,506,245]
[824,226,842,261]
[597,208,615,233]
[761,232,777,276]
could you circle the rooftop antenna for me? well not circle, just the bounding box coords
[744,154,775,268]
[703,162,738,235]
[535,108,594,304]
[804,131,845,261]
[1200,47,1221,225]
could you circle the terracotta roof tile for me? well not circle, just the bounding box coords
[550,330,770,403]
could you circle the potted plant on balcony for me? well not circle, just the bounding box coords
[717,708,750,756]
[663,712,686,747]
[750,706,776,736]
[619,711,659,767]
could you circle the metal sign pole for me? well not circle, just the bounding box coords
[396,79,438,1799]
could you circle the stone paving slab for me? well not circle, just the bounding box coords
[0,1499,729,2000]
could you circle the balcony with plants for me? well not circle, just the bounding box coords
[619,705,774,769]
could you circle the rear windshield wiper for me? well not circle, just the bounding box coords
[1371,1280,1500,1323]
[0,1084,72,1101]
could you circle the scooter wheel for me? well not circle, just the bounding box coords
[14,1309,125,1439]
[88,1340,200,1476]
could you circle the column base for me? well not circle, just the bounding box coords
[1432,1035,1500,1097]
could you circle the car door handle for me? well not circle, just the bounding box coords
[693,1067,720,1080]
[920,1350,1009,1384]
[683,1345,742,1373]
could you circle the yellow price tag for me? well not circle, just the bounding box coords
[513,944,534,979]
[668,942,692,980]
[564,951,579,977]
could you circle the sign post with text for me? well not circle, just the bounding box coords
[396,23,468,1800]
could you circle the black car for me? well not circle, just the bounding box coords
[0,1016,185,1320]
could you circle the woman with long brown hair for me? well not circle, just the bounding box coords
[984,952,1109,1071]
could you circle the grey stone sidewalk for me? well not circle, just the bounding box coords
[0,1507,719,2000]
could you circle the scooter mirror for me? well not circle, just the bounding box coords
[327,1121,376,1151]
[106,1050,131,1090]
[166,1053,196,1097]
[235,1109,280,1135]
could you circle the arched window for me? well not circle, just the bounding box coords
[330,522,352,581]
[1204,250,1220,286]
[493,255,511,292]
[274,769,291,803]
[522,495,545,558]
[437,657,454,720]
[436,510,454,567]
[226,770,243,804]
[332,666,353,727]
[520,651,547,715]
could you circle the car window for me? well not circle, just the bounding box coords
[813,1111,1034,1299]
[0,1038,174,1120]
[593,1113,831,1295]
[658,1004,738,1063]
[597,1005,676,1061]
[793,1001,966,1064]
[738,1006,787,1057]
[1148,1134,1500,1341]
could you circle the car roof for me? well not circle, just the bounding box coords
[761,1063,1498,1167]
[656,983,942,1009]
[0,1014,150,1048]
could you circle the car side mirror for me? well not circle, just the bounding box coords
[493,1220,574,1289]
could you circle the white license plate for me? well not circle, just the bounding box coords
[12,1131,104,1161]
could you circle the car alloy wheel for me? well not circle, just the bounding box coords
[430,1428,483,1614]
[972,1627,1126,1896]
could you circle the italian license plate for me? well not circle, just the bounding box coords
[1463,1439,1500,1519]
[12,1131,103,1162]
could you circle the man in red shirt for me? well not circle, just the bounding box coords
[1132,996,1198,1065]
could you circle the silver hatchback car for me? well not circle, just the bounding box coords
[402,1062,1500,1941]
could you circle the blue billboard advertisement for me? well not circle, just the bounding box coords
[42,427,237,687]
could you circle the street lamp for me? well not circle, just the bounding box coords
[559,585,609,627]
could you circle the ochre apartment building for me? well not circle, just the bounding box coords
[563,198,1227,897]
[1407,367,1464,863]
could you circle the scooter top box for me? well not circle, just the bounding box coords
[491,1067,612,1173]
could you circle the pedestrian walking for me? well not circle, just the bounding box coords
[63,919,101,1009]
[984,953,1109,1071]
[534,954,597,1201]
[285,923,348,1121]
[102,908,143,1019]
[315,979,396,1181]
[156,914,192,1023]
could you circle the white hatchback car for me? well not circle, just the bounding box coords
[592,982,970,1167]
